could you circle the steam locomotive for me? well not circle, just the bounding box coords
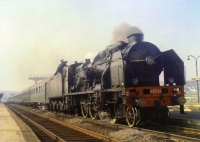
[8,27,186,127]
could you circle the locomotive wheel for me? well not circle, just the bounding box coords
[64,104,70,115]
[81,103,89,118]
[98,110,117,124]
[89,103,98,120]
[59,104,63,112]
[98,109,106,120]
[135,107,141,125]
[164,107,170,119]
[74,109,79,117]
[110,118,117,124]
[126,107,136,127]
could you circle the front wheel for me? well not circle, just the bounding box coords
[89,103,98,120]
[74,109,79,117]
[126,107,136,127]
[81,103,89,118]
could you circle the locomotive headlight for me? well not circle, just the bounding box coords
[137,98,146,107]
[168,78,174,84]
[178,96,186,105]
[132,78,139,85]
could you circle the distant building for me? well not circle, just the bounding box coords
[28,74,52,84]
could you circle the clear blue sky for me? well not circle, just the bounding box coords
[0,0,200,91]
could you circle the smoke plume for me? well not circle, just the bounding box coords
[111,23,143,44]
[110,23,131,44]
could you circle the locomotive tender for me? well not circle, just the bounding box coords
[8,27,186,127]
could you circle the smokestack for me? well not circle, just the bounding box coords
[125,26,144,45]
[111,23,143,45]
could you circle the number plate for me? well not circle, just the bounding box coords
[150,89,161,93]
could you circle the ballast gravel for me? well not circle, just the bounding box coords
[31,108,186,142]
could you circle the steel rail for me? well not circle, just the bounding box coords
[166,124,200,133]
[9,104,118,142]
[170,117,200,128]
[133,126,200,142]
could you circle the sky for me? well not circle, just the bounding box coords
[0,0,200,91]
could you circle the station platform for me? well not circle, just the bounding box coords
[0,103,40,142]
[169,102,200,126]
[169,102,200,119]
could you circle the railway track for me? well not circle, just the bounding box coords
[6,104,118,142]
[79,117,200,141]
[7,104,200,141]
[169,117,200,129]
[138,121,200,141]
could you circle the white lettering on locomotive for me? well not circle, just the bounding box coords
[150,89,161,93]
